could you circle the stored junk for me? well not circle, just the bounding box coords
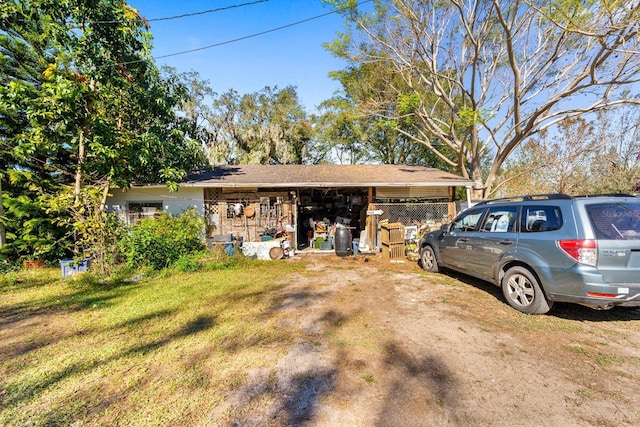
[381,223,405,259]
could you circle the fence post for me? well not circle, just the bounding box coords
[368,202,377,250]
[448,202,456,222]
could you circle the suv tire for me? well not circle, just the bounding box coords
[502,266,553,314]
[420,245,439,272]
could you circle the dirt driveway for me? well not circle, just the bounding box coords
[214,253,640,426]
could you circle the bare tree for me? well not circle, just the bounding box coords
[495,107,640,196]
[589,107,640,194]
[495,117,598,196]
[326,0,640,197]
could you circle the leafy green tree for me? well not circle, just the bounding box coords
[47,186,125,274]
[313,94,367,164]
[0,1,205,263]
[325,0,640,198]
[315,60,459,168]
[206,86,312,165]
[167,68,220,165]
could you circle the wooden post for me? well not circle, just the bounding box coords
[367,186,376,249]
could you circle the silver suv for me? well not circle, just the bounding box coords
[419,194,640,314]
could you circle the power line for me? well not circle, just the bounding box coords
[116,0,372,66]
[12,1,269,25]
[146,0,268,23]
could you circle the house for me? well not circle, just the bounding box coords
[107,164,473,249]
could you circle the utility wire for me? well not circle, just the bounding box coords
[146,0,268,23]
[12,1,268,25]
[115,0,372,66]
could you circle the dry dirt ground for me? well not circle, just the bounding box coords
[214,253,640,427]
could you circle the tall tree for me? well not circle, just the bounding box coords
[495,117,598,196]
[326,0,640,198]
[496,107,640,196]
[206,86,312,165]
[589,107,640,194]
[315,60,459,167]
[0,1,205,261]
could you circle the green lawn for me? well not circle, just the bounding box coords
[0,259,304,426]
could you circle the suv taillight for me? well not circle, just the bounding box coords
[557,240,597,266]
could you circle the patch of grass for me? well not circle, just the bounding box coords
[361,374,375,383]
[0,259,305,426]
[565,344,622,367]
[575,389,594,400]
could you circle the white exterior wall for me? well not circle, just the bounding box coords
[107,187,205,216]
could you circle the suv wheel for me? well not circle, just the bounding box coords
[502,266,553,314]
[420,245,439,272]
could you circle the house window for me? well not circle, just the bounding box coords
[126,202,163,224]
[226,202,245,218]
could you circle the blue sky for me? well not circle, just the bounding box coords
[128,0,350,111]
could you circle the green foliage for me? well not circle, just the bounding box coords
[207,85,311,165]
[397,92,422,115]
[456,106,490,128]
[0,183,71,264]
[161,249,248,276]
[0,1,205,265]
[324,0,640,197]
[172,254,203,273]
[120,208,205,270]
[47,186,125,275]
[315,61,458,169]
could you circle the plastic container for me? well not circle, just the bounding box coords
[60,258,91,277]
[335,227,352,257]
[224,243,235,256]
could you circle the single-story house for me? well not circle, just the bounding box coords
[107,164,473,250]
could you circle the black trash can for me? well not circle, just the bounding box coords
[334,227,352,257]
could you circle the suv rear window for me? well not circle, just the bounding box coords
[521,206,563,232]
[586,202,640,240]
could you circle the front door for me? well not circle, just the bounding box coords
[438,207,486,271]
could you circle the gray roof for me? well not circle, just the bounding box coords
[170,164,472,188]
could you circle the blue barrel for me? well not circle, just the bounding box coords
[334,227,352,257]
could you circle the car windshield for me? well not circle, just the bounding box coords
[586,202,640,240]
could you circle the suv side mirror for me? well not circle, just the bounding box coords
[441,223,450,234]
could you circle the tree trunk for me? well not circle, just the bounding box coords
[0,175,5,248]
[99,180,110,215]
[74,128,86,205]
[75,79,95,205]
[467,126,486,200]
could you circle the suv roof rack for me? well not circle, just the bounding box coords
[475,194,572,206]
[573,193,636,198]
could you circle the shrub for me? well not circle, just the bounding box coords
[119,208,205,270]
[172,254,202,273]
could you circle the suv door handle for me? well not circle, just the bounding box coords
[499,240,513,245]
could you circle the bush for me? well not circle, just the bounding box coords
[172,254,202,273]
[119,208,205,270]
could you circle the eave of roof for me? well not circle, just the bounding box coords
[136,164,473,188]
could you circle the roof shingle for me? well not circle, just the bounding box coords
[178,164,471,188]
